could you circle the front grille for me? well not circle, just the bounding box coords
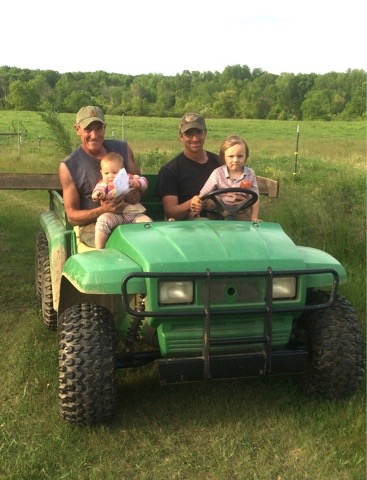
[199,278,262,304]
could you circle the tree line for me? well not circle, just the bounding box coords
[0,65,365,121]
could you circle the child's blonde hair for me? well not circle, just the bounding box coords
[219,135,249,163]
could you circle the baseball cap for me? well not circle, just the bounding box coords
[76,106,105,128]
[180,113,206,133]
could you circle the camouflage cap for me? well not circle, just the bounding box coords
[76,106,105,128]
[179,113,206,133]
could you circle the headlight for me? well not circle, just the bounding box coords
[159,281,194,305]
[272,277,296,299]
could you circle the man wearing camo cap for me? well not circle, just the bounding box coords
[155,112,220,220]
[59,106,141,246]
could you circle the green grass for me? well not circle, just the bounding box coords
[0,113,365,480]
[0,112,365,173]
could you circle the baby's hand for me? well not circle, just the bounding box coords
[129,178,140,189]
[92,190,103,201]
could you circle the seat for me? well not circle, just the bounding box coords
[74,225,96,252]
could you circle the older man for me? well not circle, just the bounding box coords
[59,106,141,228]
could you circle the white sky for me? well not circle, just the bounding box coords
[1,0,365,76]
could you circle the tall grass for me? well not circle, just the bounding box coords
[0,113,365,480]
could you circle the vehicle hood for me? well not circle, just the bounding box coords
[108,220,307,272]
[63,220,345,294]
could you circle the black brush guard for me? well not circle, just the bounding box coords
[120,268,339,383]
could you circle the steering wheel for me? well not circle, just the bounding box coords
[200,188,258,219]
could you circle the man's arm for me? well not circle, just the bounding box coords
[162,195,194,220]
[127,145,141,175]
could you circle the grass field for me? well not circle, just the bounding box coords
[0,112,365,480]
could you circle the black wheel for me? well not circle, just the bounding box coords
[201,187,258,219]
[294,290,365,398]
[35,231,48,300]
[41,256,58,331]
[58,303,118,425]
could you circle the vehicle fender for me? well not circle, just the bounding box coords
[40,210,73,309]
[297,246,347,287]
[61,249,144,294]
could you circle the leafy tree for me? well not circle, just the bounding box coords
[275,73,316,120]
[155,77,176,117]
[63,90,94,113]
[338,70,366,119]
[339,84,366,119]
[220,64,252,84]
[212,90,238,118]
[302,90,331,120]
[7,79,41,110]
[0,65,365,120]
[241,73,277,119]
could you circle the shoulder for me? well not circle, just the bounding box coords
[244,165,256,176]
[63,146,83,164]
[217,165,227,174]
[62,147,87,177]
[158,152,185,173]
[167,152,186,166]
[104,139,128,151]
[210,165,226,178]
[206,151,220,164]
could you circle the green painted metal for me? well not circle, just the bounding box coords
[297,246,346,285]
[40,181,348,358]
[62,249,144,294]
[60,220,345,294]
[157,313,295,356]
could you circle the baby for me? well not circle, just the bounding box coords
[92,152,152,248]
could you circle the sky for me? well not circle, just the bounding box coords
[1,0,365,77]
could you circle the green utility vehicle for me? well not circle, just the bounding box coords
[0,173,364,426]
